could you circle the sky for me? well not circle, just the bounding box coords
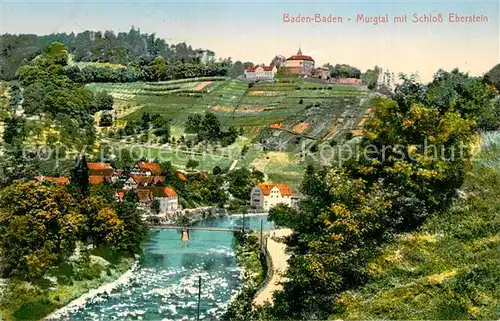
[1,0,498,82]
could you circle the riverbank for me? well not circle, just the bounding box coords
[253,228,293,307]
[222,232,266,321]
[44,259,139,320]
[0,251,136,321]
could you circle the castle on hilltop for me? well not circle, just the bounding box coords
[283,48,315,76]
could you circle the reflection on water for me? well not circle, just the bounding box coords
[54,214,274,320]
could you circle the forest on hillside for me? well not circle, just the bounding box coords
[0,27,217,80]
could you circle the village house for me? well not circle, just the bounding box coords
[250,183,293,211]
[283,48,315,77]
[119,186,179,214]
[130,161,162,176]
[244,64,277,81]
[87,162,120,184]
[148,186,179,213]
[123,175,165,190]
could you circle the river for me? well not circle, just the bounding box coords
[53,214,275,321]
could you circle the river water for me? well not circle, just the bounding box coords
[56,214,275,321]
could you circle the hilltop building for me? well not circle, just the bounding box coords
[244,64,277,81]
[314,67,330,80]
[377,69,398,91]
[250,183,293,211]
[283,48,315,77]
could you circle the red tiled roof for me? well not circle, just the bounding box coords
[34,176,69,185]
[137,186,177,200]
[87,162,114,177]
[286,55,314,62]
[177,171,187,181]
[245,65,275,72]
[129,175,165,186]
[257,183,292,196]
[154,186,177,198]
[89,175,106,185]
[87,162,113,170]
[136,162,162,174]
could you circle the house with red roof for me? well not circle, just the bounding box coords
[123,175,165,190]
[244,64,277,81]
[87,162,121,184]
[131,161,162,176]
[250,183,293,211]
[134,186,179,213]
[283,48,315,77]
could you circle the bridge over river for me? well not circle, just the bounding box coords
[149,225,241,232]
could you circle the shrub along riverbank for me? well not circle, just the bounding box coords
[222,231,266,321]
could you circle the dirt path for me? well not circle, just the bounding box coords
[253,228,293,307]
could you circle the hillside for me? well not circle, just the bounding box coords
[88,77,371,188]
[330,132,500,320]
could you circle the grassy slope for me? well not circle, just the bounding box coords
[0,249,135,321]
[330,132,500,320]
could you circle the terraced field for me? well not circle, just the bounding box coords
[87,77,373,185]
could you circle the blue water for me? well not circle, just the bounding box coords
[57,214,274,321]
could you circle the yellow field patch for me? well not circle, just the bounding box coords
[210,105,234,112]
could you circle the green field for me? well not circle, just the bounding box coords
[88,77,372,185]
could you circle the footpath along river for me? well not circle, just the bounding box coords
[51,214,275,321]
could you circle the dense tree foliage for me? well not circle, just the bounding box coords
[186,112,240,146]
[323,63,362,79]
[0,27,217,80]
[0,180,146,282]
[261,69,494,319]
[226,168,264,200]
[483,63,500,90]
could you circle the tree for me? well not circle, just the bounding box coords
[268,204,298,228]
[44,42,68,66]
[99,112,113,127]
[114,201,147,253]
[212,165,222,175]
[0,182,83,280]
[483,63,500,90]
[226,168,264,200]
[93,91,114,111]
[201,112,221,141]
[151,199,160,214]
[70,156,90,198]
[186,159,199,170]
[230,61,244,78]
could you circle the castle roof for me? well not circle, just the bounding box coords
[286,48,314,62]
